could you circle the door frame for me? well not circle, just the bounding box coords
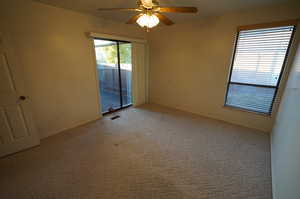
[88,32,147,44]
[95,38,131,115]
[88,32,147,115]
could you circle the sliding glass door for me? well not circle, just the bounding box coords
[93,39,132,113]
[119,42,132,107]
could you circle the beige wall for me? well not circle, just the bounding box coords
[1,0,299,139]
[271,30,300,199]
[148,3,300,132]
[0,0,146,138]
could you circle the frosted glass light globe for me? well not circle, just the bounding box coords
[136,14,159,28]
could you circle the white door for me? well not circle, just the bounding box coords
[0,32,40,157]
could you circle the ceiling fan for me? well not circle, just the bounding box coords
[98,0,198,30]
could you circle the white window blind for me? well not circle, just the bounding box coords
[225,25,295,114]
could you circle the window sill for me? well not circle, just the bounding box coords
[223,104,272,117]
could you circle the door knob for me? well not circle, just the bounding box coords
[19,96,26,100]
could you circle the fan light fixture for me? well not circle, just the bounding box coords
[97,0,198,31]
[136,14,159,28]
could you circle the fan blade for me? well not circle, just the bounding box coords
[98,8,140,11]
[126,13,143,24]
[158,7,198,13]
[154,13,174,25]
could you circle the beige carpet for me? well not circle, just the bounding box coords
[0,104,272,199]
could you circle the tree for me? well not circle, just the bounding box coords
[101,43,131,64]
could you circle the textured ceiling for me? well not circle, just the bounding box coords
[35,0,296,23]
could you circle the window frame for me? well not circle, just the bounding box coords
[224,20,298,115]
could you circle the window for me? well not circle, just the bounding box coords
[225,22,296,114]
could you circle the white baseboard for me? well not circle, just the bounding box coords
[40,116,102,139]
